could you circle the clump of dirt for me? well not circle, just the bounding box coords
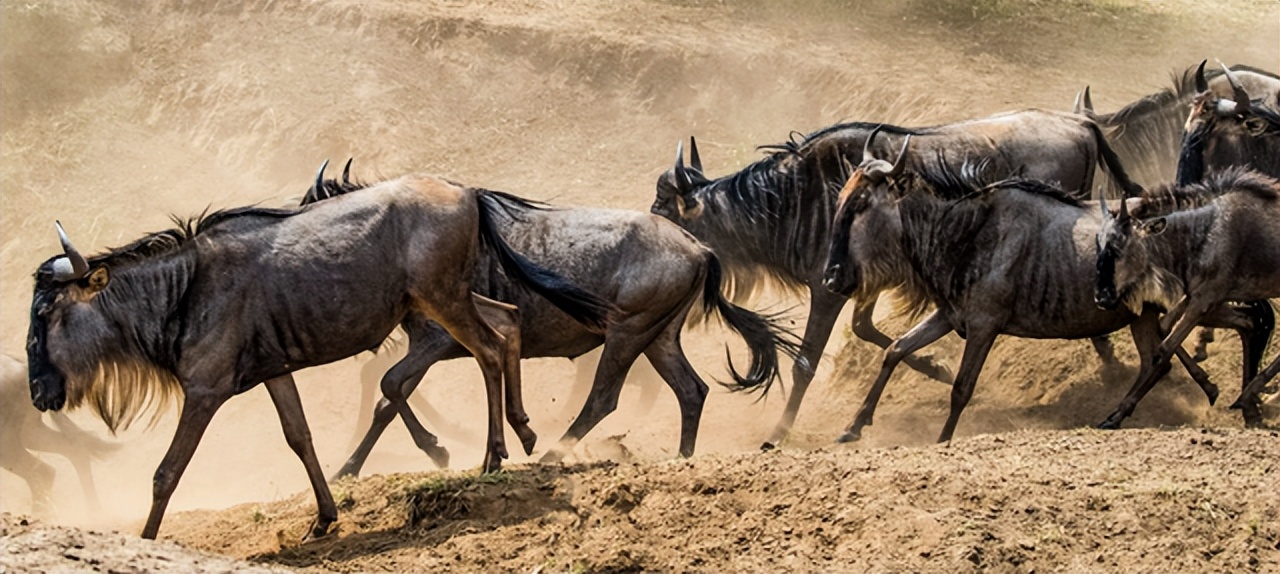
[0,513,296,574]
[154,428,1278,573]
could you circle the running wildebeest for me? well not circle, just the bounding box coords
[817,136,1270,442]
[305,163,801,477]
[2,354,114,515]
[1071,62,1279,191]
[25,171,613,540]
[653,109,1144,448]
[1094,167,1280,427]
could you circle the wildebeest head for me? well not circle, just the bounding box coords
[1178,62,1280,184]
[1093,196,1166,310]
[652,137,711,221]
[821,127,910,296]
[27,222,110,412]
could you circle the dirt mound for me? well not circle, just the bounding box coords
[154,428,1279,573]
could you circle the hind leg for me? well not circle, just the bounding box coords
[1099,309,1177,429]
[852,297,953,384]
[425,296,513,473]
[840,310,953,443]
[541,330,652,463]
[474,294,536,455]
[1089,334,1120,367]
[643,324,709,458]
[1191,327,1216,362]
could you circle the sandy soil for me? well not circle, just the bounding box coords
[1,0,1277,572]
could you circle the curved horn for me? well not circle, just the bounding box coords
[689,136,703,174]
[342,158,353,186]
[1073,86,1094,115]
[674,141,693,191]
[886,134,911,177]
[314,159,330,195]
[1099,194,1111,221]
[1194,60,1208,93]
[862,125,885,165]
[1118,194,1129,220]
[54,221,90,280]
[1220,64,1251,114]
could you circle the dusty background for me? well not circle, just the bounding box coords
[1,0,1277,572]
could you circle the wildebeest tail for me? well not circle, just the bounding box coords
[701,253,804,396]
[1088,122,1145,198]
[475,190,615,331]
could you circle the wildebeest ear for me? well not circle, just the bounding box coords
[1138,218,1167,236]
[86,266,110,293]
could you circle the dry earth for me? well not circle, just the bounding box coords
[1,0,1278,572]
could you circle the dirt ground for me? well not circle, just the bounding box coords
[1,0,1278,572]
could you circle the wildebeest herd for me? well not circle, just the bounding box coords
[21,62,1279,539]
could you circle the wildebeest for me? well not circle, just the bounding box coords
[818,137,1270,442]
[25,171,613,539]
[1176,63,1280,186]
[2,353,114,515]
[653,109,1143,447]
[305,163,800,477]
[1094,168,1280,426]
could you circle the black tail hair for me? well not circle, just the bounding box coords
[475,190,616,331]
[1088,122,1145,198]
[701,253,804,395]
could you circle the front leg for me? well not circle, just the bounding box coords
[142,386,228,539]
[937,326,999,443]
[762,285,847,449]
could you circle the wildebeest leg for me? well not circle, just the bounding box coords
[426,299,511,473]
[30,413,113,513]
[542,333,652,463]
[263,374,337,541]
[1222,300,1275,425]
[762,285,846,449]
[141,387,227,540]
[474,295,536,456]
[1237,355,1280,411]
[1088,335,1120,366]
[838,310,953,443]
[851,297,953,385]
[335,331,456,480]
[1098,309,1182,429]
[937,327,1000,443]
[642,322,710,458]
[1191,327,1216,362]
[2,443,56,515]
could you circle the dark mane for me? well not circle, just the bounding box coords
[1137,167,1280,218]
[76,207,298,270]
[903,151,1081,207]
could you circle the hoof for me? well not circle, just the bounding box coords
[760,441,777,452]
[301,518,338,543]
[426,445,451,469]
[1095,418,1122,430]
[835,430,861,443]
[330,466,358,482]
[517,430,538,457]
[1204,385,1220,406]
